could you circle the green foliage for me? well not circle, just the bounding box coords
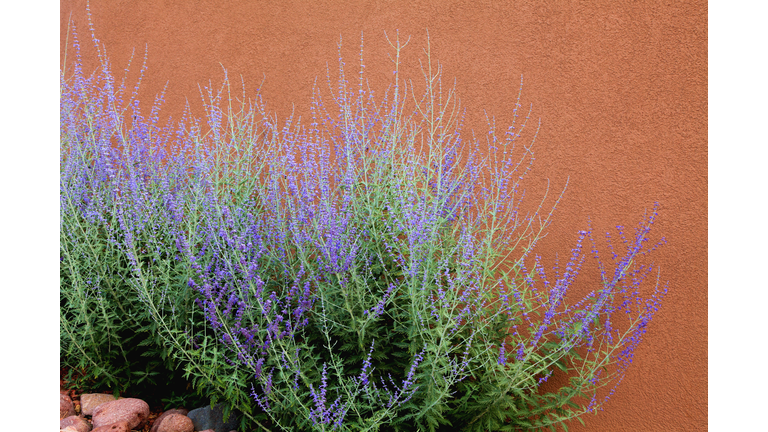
[59,181,198,406]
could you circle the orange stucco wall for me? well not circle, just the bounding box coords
[60,1,707,430]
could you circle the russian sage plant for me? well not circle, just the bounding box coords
[61,24,667,432]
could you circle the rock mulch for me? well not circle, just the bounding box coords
[60,378,240,432]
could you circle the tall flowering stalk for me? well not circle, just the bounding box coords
[60,21,667,432]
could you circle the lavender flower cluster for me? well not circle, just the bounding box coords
[61,23,667,431]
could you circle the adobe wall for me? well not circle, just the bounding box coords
[60,1,707,430]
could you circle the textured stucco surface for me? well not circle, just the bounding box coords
[60,1,707,430]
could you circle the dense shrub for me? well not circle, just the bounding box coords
[60,22,667,431]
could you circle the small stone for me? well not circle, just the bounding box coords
[91,420,130,432]
[150,409,189,432]
[156,413,194,432]
[61,394,76,419]
[187,403,239,432]
[81,393,119,416]
[60,415,92,432]
[92,398,149,429]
